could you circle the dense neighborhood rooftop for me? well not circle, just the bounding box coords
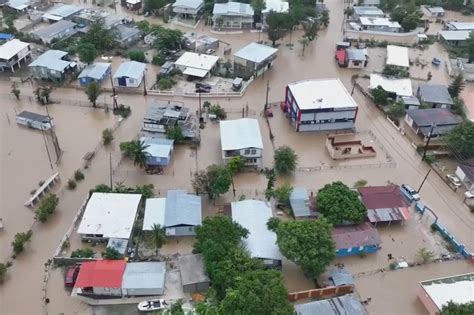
[220,118,263,151]
[234,42,278,63]
[0,39,29,60]
[28,50,71,72]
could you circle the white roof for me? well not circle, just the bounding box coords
[172,0,203,10]
[29,50,71,72]
[421,273,474,310]
[220,118,263,151]
[0,39,29,60]
[231,200,282,261]
[183,67,208,78]
[141,137,174,158]
[7,0,31,10]
[360,17,401,28]
[78,62,111,80]
[126,0,141,4]
[213,2,254,16]
[427,6,445,13]
[233,42,278,64]
[262,0,289,13]
[43,4,82,19]
[143,198,166,230]
[353,6,384,16]
[113,61,146,80]
[446,22,474,31]
[439,30,471,41]
[175,52,219,71]
[370,74,413,96]
[386,45,409,68]
[77,193,142,239]
[287,78,358,110]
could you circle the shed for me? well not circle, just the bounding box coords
[78,63,111,85]
[294,293,367,315]
[16,111,54,130]
[346,48,367,68]
[386,45,409,68]
[331,223,382,256]
[140,137,174,167]
[113,61,146,88]
[289,187,311,218]
[122,262,166,296]
[75,260,126,297]
[417,84,454,108]
[178,254,210,293]
[327,268,354,286]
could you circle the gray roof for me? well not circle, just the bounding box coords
[418,84,454,105]
[427,6,445,13]
[78,62,111,80]
[233,42,278,64]
[178,254,209,286]
[212,1,254,16]
[113,61,146,80]
[289,187,311,217]
[16,111,49,122]
[31,20,77,40]
[44,4,82,18]
[122,262,166,290]
[347,49,367,61]
[173,0,203,10]
[327,268,354,286]
[116,24,140,42]
[353,6,384,16]
[406,108,461,127]
[294,294,366,315]
[400,95,421,106]
[165,190,202,227]
[29,50,71,72]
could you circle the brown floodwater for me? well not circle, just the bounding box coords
[1,1,473,314]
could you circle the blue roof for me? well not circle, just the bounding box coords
[113,61,146,80]
[0,33,14,40]
[78,63,111,80]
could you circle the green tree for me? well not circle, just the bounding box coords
[102,247,122,259]
[149,223,166,256]
[71,248,95,258]
[11,83,20,100]
[128,50,146,62]
[80,18,118,51]
[441,301,474,315]
[11,230,33,255]
[77,42,97,64]
[85,81,101,107]
[450,97,466,118]
[416,247,434,264]
[119,140,150,168]
[387,101,406,118]
[0,263,7,283]
[192,165,232,200]
[209,104,227,120]
[274,146,298,175]
[144,0,169,13]
[316,181,367,225]
[102,128,114,145]
[444,121,474,159]
[251,0,266,18]
[74,170,85,181]
[269,218,335,279]
[467,32,474,63]
[319,10,330,27]
[272,183,293,206]
[153,28,183,50]
[266,12,293,46]
[299,37,310,56]
[136,20,151,34]
[220,270,293,315]
[35,194,59,223]
[302,18,319,41]
[371,85,389,106]
[448,74,465,98]
[165,125,184,142]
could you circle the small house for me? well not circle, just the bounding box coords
[369,74,413,99]
[352,6,384,19]
[400,95,421,110]
[289,187,312,218]
[75,260,127,297]
[455,163,474,191]
[31,20,78,45]
[346,48,367,68]
[220,118,263,168]
[417,84,454,109]
[423,6,445,18]
[212,2,254,30]
[386,45,409,69]
[233,42,278,79]
[113,61,146,88]
[294,293,367,315]
[174,52,219,79]
[143,190,202,236]
[445,22,474,31]
[438,31,471,47]
[360,17,401,33]
[405,109,462,139]
[121,0,142,11]
[29,50,76,81]
[140,137,174,167]
[143,101,190,134]
[78,63,111,86]
[42,4,83,23]
[172,0,204,20]
[121,262,166,297]
[332,223,382,256]
[16,111,54,130]
[183,33,219,52]
[231,200,282,268]
[115,24,141,48]
[0,39,31,72]
[178,254,210,293]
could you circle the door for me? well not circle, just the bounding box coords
[117,76,126,86]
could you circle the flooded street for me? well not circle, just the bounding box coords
[1,1,473,314]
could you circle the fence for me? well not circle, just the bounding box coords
[287,285,354,302]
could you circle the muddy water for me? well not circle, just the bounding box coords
[1,0,473,314]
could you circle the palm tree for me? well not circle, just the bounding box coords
[150,224,166,256]
[120,140,150,168]
[416,247,434,264]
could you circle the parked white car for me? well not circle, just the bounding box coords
[400,184,421,201]
[465,191,474,199]
[446,174,462,188]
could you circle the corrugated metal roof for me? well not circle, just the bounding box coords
[406,108,460,127]
[367,207,410,223]
[122,262,166,290]
[331,223,381,249]
[178,254,209,285]
[294,293,367,315]
[220,118,263,151]
[141,137,174,159]
[328,268,354,286]
[438,30,470,41]
[32,20,77,40]
[16,111,49,122]
[75,260,126,289]
[347,49,366,61]
[290,187,311,217]
[143,198,166,230]
[28,50,71,72]
[418,84,454,105]
[78,62,111,80]
[233,42,278,63]
[113,61,146,80]
[165,190,202,227]
[358,185,408,209]
[213,1,254,16]
[44,4,82,18]
[0,39,29,60]
[172,0,203,10]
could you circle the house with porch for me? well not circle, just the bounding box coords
[29,50,76,81]
[143,190,202,236]
[172,0,204,21]
[360,17,401,32]
[113,61,146,88]
[174,52,219,79]
[220,118,263,168]
[233,42,278,79]
[31,20,79,45]
[417,84,454,109]
[331,222,382,256]
[0,39,31,72]
[78,62,111,86]
[438,31,471,47]
[231,200,282,268]
[212,2,254,30]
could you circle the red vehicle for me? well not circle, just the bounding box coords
[65,264,80,287]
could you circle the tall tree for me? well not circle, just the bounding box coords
[269,218,335,279]
[448,74,465,98]
[192,165,232,200]
[153,28,183,50]
[274,145,298,175]
[85,82,101,107]
[266,12,293,46]
[444,121,474,159]
[80,18,118,52]
[119,140,150,168]
[11,83,20,100]
[302,18,319,41]
[251,0,266,20]
[0,263,7,283]
[77,42,97,64]
[371,85,389,106]
[316,181,368,225]
[149,223,166,256]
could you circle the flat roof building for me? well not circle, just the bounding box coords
[370,74,413,97]
[122,262,166,296]
[178,254,210,293]
[360,17,401,32]
[289,187,312,218]
[174,52,219,78]
[386,45,409,68]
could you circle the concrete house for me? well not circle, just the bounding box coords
[75,260,127,297]
[143,190,202,236]
[405,109,462,139]
[369,74,413,99]
[417,84,454,109]
[233,42,278,79]
[284,78,359,132]
[231,200,283,268]
[183,32,219,52]
[289,187,312,218]
[220,118,263,168]
[77,192,142,242]
[172,0,204,20]
[113,61,146,88]
[212,2,254,30]
[455,163,474,192]
[121,262,166,297]
[386,45,409,69]
[143,101,190,133]
[174,52,219,79]
[31,20,78,44]
[42,4,83,22]
[423,6,445,18]
[115,24,141,48]
[346,48,367,68]
[140,137,174,167]
[438,31,471,47]
[28,50,76,81]
[179,254,210,293]
[0,39,31,72]
[332,223,382,256]
[360,17,401,33]
[78,62,111,86]
[352,6,384,19]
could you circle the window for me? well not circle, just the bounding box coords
[189,227,194,232]
[250,149,256,155]
[244,149,250,154]
[353,60,360,66]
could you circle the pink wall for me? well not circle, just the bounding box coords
[417,284,440,315]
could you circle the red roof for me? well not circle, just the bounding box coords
[358,185,409,209]
[74,260,126,288]
[335,50,347,65]
[331,222,381,249]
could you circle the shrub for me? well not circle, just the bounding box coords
[102,247,122,260]
[430,223,437,232]
[67,179,77,190]
[11,230,33,255]
[152,53,165,66]
[157,78,176,90]
[113,105,131,118]
[127,50,146,62]
[74,170,85,181]
[274,146,298,175]
[209,104,227,120]
[389,262,398,270]
[166,125,184,142]
[102,128,114,145]
[423,155,436,165]
[0,263,7,283]
[469,205,474,213]
[71,248,95,258]
[353,179,368,189]
[35,194,59,223]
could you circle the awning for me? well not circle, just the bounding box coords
[42,13,62,21]
[183,67,208,78]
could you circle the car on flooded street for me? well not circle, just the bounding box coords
[465,191,474,199]
[64,264,80,287]
[446,174,462,188]
[400,184,421,201]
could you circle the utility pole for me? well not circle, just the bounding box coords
[422,123,436,160]
[45,104,62,163]
[41,126,54,171]
[110,75,118,110]
[418,169,431,192]
[143,70,147,96]
[198,91,202,120]
[109,152,113,190]
[265,80,270,111]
